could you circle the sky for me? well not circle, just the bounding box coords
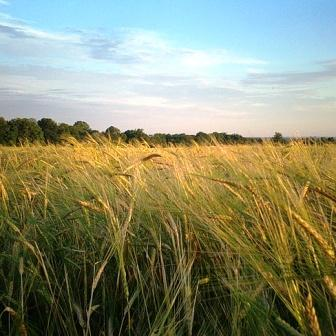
[0,0,335,136]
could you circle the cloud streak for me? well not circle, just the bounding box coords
[0,11,335,136]
[0,18,78,41]
[245,59,336,86]
[0,14,266,72]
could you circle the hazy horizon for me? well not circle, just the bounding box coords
[0,0,335,137]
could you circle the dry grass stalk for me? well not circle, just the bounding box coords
[19,323,28,336]
[306,292,322,336]
[0,178,8,201]
[300,182,310,200]
[194,175,245,201]
[310,186,336,203]
[77,200,103,213]
[290,211,335,260]
[323,275,336,300]
[141,153,162,162]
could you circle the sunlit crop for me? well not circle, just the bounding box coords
[0,139,335,335]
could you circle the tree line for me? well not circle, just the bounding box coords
[0,117,334,146]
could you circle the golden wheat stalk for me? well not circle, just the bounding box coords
[290,211,335,260]
[323,275,336,300]
[310,186,336,203]
[306,292,322,336]
[193,175,245,201]
[77,200,103,213]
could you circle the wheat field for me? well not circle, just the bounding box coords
[0,139,335,335]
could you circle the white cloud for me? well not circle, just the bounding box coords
[0,14,266,76]
[0,18,79,41]
[181,49,266,68]
[0,11,335,136]
[81,28,266,75]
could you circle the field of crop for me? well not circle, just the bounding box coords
[0,140,335,335]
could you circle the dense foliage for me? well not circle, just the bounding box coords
[0,116,334,146]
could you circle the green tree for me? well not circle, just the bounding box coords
[150,133,167,146]
[105,126,125,142]
[38,118,59,143]
[166,133,195,145]
[123,129,149,143]
[57,123,72,140]
[230,133,244,144]
[195,132,210,144]
[4,120,18,145]
[211,132,228,143]
[272,132,284,143]
[72,121,91,140]
[7,118,43,145]
[0,117,8,145]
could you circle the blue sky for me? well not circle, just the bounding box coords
[0,0,335,136]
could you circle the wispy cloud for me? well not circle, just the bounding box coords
[0,14,266,74]
[0,10,335,136]
[180,49,265,68]
[0,19,79,41]
[244,59,336,86]
[80,28,266,72]
[0,0,9,6]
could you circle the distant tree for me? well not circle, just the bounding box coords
[57,123,72,140]
[38,118,59,144]
[272,132,284,143]
[210,132,245,144]
[166,133,195,145]
[7,118,43,145]
[1,116,310,146]
[150,133,167,146]
[105,126,125,142]
[210,132,221,143]
[123,129,149,143]
[89,130,105,140]
[211,132,229,143]
[220,132,230,143]
[230,133,244,144]
[72,121,91,140]
[302,137,315,145]
[0,117,8,145]
[4,120,18,145]
[195,132,210,144]
[182,134,195,145]
[252,137,263,144]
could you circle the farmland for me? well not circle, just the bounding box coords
[0,140,335,335]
